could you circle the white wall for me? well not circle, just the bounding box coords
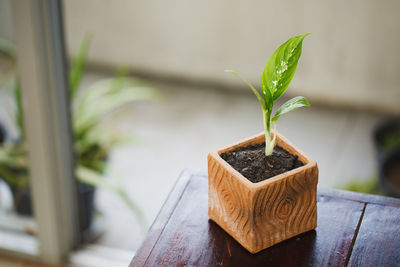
[63,0,400,113]
[1,1,399,113]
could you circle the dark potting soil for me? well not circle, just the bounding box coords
[220,142,304,183]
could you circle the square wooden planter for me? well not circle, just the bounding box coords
[208,132,318,253]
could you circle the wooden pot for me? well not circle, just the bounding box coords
[208,132,318,253]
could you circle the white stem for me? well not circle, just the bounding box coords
[271,121,277,148]
[265,121,277,156]
[264,130,274,156]
[263,112,272,156]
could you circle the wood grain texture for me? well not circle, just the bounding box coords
[131,173,365,267]
[130,170,193,266]
[208,132,318,253]
[318,187,400,208]
[348,203,400,267]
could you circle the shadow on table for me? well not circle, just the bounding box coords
[207,220,317,267]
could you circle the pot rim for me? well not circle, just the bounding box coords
[209,131,317,190]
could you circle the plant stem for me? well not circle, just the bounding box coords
[263,111,272,156]
[270,120,277,153]
[263,109,277,156]
[265,134,274,156]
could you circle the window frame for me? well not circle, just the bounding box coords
[1,0,80,264]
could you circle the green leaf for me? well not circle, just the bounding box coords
[0,144,29,188]
[262,82,274,114]
[225,70,265,110]
[73,77,159,138]
[69,34,92,98]
[76,165,147,230]
[4,77,25,137]
[262,33,309,101]
[272,96,310,122]
[13,79,24,136]
[110,66,130,94]
[0,38,16,59]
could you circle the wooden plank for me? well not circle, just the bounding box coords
[130,170,193,267]
[318,187,400,208]
[348,204,400,267]
[134,173,364,267]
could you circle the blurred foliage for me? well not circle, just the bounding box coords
[0,38,16,58]
[340,175,381,195]
[0,35,159,228]
[381,124,400,152]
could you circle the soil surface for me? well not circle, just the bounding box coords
[220,143,304,183]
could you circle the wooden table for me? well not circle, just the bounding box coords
[131,170,400,267]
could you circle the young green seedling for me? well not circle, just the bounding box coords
[226,33,310,156]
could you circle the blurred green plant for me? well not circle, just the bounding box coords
[0,35,159,229]
[226,33,310,155]
[340,175,381,195]
[381,124,400,152]
[0,38,16,83]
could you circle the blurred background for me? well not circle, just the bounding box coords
[0,0,399,265]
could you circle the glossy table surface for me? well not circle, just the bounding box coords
[131,170,400,267]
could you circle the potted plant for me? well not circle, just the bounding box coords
[373,119,400,162]
[373,119,400,197]
[0,35,156,233]
[208,34,318,253]
[380,147,400,197]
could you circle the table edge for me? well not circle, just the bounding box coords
[130,169,196,266]
[130,169,400,266]
[318,187,400,207]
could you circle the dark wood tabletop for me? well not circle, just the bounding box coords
[130,170,400,267]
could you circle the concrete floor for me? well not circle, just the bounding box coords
[81,72,385,251]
